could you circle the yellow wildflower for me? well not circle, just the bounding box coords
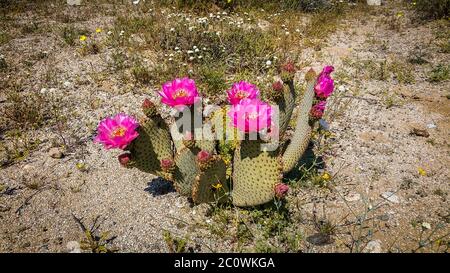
[212,183,223,190]
[321,172,331,181]
[96,28,102,33]
[418,167,426,176]
[79,35,87,41]
[396,11,404,18]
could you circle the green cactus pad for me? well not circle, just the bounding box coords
[128,116,173,176]
[173,148,200,196]
[194,121,216,153]
[277,80,297,136]
[282,69,316,173]
[232,140,282,207]
[192,156,229,204]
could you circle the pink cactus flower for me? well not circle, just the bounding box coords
[228,98,272,133]
[197,150,211,162]
[159,77,200,108]
[274,183,289,199]
[118,153,131,167]
[94,113,139,150]
[227,81,260,105]
[314,66,335,99]
[310,101,327,119]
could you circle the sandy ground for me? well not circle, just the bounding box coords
[0,1,448,252]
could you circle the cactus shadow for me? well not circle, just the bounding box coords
[284,142,324,180]
[144,177,175,197]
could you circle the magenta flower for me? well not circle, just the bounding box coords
[274,183,289,199]
[310,101,327,119]
[228,98,272,133]
[314,66,335,99]
[227,81,260,105]
[94,113,139,150]
[159,77,200,108]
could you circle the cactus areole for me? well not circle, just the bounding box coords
[95,67,336,207]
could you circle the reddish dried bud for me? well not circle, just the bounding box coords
[281,62,296,74]
[118,153,131,167]
[272,81,284,92]
[197,150,211,162]
[142,98,154,109]
[160,158,175,171]
[142,98,157,117]
[280,61,297,82]
[274,183,289,198]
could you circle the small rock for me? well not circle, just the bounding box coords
[66,241,81,253]
[421,222,431,230]
[426,123,437,129]
[410,128,429,138]
[364,240,382,253]
[67,0,81,6]
[367,0,382,5]
[381,191,400,204]
[63,81,72,88]
[48,147,64,159]
[338,85,346,92]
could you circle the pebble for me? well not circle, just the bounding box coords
[48,147,64,159]
[364,240,382,253]
[67,0,81,6]
[66,241,81,253]
[381,191,400,204]
[426,123,437,129]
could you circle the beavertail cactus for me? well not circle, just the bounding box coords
[95,66,336,207]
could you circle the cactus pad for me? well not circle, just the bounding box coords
[232,140,282,207]
[172,148,200,196]
[128,116,173,176]
[192,156,229,204]
[282,69,316,173]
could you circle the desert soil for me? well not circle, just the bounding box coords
[0,1,448,252]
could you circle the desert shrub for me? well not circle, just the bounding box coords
[197,64,227,98]
[131,62,152,84]
[411,0,450,19]
[428,64,450,82]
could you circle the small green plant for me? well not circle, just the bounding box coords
[61,26,87,46]
[428,64,450,82]
[163,230,189,253]
[73,214,117,253]
[390,60,415,84]
[131,62,152,84]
